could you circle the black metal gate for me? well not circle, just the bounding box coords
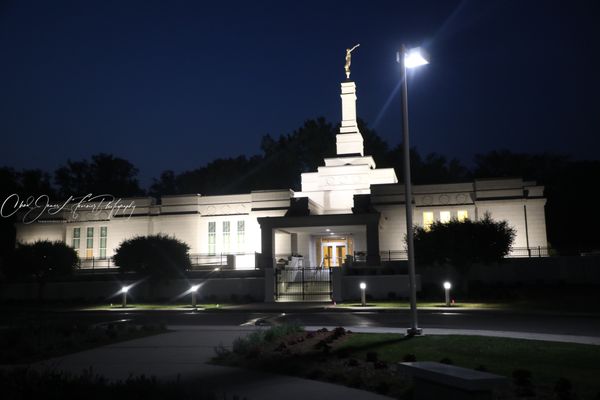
[275,268,332,301]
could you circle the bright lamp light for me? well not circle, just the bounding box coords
[359,282,366,290]
[190,285,200,292]
[443,281,452,290]
[403,47,429,69]
[121,285,131,293]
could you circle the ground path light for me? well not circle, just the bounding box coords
[121,285,131,308]
[443,281,452,306]
[360,282,367,306]
[190,284,200,308]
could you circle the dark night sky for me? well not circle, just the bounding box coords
[1,0,599,187]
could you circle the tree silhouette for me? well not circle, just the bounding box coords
[54,153,144,199]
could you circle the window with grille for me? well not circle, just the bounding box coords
[208,222,216,255]
[86,227,94,258]
[99,226,107,259]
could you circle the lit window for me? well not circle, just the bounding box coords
[86,227,94,259]
[99,226,107,259]
[72,228,81,256]
[222,221,230,253]
[208,222,216,255]
[237,220,245,251]
[440,211,451,224]
[457,210,468,222]
[423,212,434,231]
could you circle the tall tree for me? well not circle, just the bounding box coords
[54,153,144,199]
[0,168,57,278]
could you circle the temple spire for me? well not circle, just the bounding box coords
[336,80,364,155]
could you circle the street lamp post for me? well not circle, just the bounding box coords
[398,45,428,336]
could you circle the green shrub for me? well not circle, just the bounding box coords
[7,240,78,283]
[113,234,191,280]
[413,213,515,271]
[229,323,304,356]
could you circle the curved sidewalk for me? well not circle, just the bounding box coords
[303,325,600,346]
[30,324,600,400]
[34,325,393,400]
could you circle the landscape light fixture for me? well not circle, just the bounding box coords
[360,282,367,306]
[190,284,200,308]
[397,44,429,336]
[121,285,131,308]
[443,281,452,306]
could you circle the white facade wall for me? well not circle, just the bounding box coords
[376,205,407,252]
[17,222,65,244]
[14,177,548,265]
[477,201,528,248]
[524,199,547,248]
[297,233,311,259]
[372,179,548,254]
[154,215,200,253]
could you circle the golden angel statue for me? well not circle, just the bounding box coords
[344,44,360,79]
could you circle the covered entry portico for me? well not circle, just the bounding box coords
[257,213,381,269]
[273,224,365,268]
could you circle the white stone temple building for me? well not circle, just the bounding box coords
[15,76,548,273]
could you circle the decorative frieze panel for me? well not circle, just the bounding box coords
[200,203,249,216]
[416,192,474,206]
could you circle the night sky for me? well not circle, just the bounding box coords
[1,0,599,187]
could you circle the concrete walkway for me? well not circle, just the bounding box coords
[304,326,600,346]
[31,324,600,399]
[34,325,393,400]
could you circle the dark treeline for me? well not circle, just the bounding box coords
[1,117,599,255]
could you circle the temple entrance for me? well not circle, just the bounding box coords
[320,237,351,268]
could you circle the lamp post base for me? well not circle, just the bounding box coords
[406,327,424,337]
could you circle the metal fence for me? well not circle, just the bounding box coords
[77,257,118,271]
[375,247,551,262]
[378,250,408,262]
[275,267,331,301]
[76,252,258,272]
[506,247,549,258]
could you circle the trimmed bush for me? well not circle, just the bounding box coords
[113,234,191,280]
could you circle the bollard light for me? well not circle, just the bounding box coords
[360,282,367,306]
[443,281,452,306]
[121,285,131,308]
[190,284,200,308]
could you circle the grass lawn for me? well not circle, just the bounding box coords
[335,301,510,309]
[341,333,600,395]
[81,303,227,311]
[214,327,600,399]
[335,299,600,314]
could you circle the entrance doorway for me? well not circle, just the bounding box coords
[320,237,351,268]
